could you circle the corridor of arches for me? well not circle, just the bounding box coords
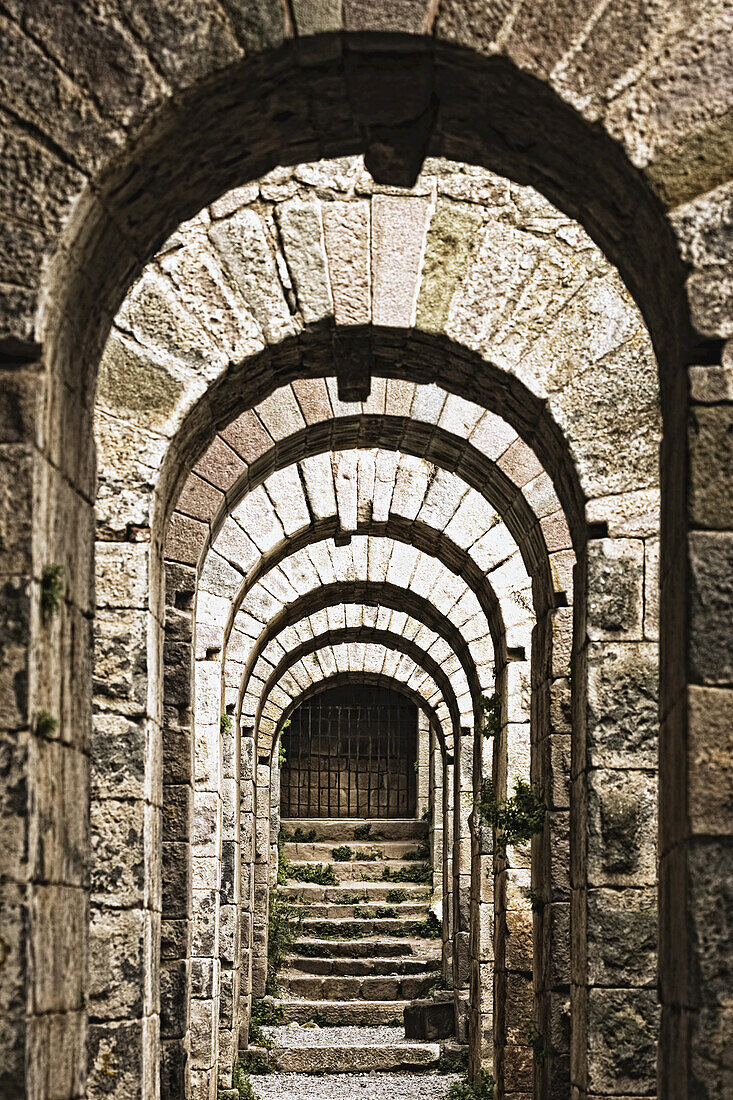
[0,5,731,1100]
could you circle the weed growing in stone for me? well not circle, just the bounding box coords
[527,1023,547,1063]
[438,1049,468,1074]
[281,826,317,843]
[524,887,545,912]
[410,911,442,939]
[298,942,334,958]
[287,863,337,885]
[265,894,299,995]
[386,888,408,903]
[251,999,284,1027]
[477,778,546,855]
[40,564,64,620]
[384,862,432,885]
[353,823,372,840]
[228,1066,256,1100]
[478,691,501,739]
[234,1052,271,1077]
[331,845,353,861]
[402,841,430,860]
[447,1070,494,1099]
[35,711,58,738]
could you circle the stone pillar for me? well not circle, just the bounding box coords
[659,353,733,1099]
[417,710,431,819]
[251,761,271,997]
[469,712,495,1080]
[429,725,444,912]
[190,657,223,1100]
[238,733,256,1046]
[532,606,572,1100]
[442,757,454,988]
[0,355,93,1098]
[453,726,473,1042]
[89,538,164,1100]
[503,710,533,1097]
[217,705,240,1090]
[160,563,196,1100]
[572,523,659,1097]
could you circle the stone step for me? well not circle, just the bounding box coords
[291,936,439,959]
[298,916,439,939]
[285,859,431,883]
[279,972,439,1001]
[289,901,429,919]
[270,1039,440,1073]
[270,998,411,1026]
[281,818,428,842]
[278,882,432,903]
[282,839,428,862]
[287,955,440,977]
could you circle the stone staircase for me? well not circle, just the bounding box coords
[264,816,446,1074]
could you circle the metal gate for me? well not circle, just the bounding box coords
[280,684,418,818]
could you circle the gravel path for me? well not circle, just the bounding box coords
[251,1072,460,1100]
[265,1024,416,1047]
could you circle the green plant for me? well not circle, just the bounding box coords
[402,841,430,860]
[246,1019,272,1049]
[477,778,546,855]
[438,1050,469,1074]
[35,710,58,738]
[384,862,432,885]
[283,826,317,843]
[251,999,284,1027]
[277,834,291,885]
[265,894,299,996]
[40,564,64,620]
[386,888,408,903]
[287,863,337,885]
[277,718,291,768]
[478,692,501,739]
[374,905,398,918]
[527,1023,547,1063]
[298,942,333,958]
[220,714,232,735]
[524,887,545,913]
[229,1065,257,1100]
[411,911,442,939]
[234,1052,271,1078]
[332,845,353,861]
[360,849,383,861]
[447,1070,494,1100]
[421,806,433,825]
[353,823,372,840]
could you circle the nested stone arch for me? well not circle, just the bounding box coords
[262,636,460,759]
[234,577,498,748]
[255,620,473,748]
[5,6,726,1091]
[174,397,567,610]
[91,178,655,1100]
[227,540,512,721]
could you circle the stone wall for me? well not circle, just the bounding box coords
[0,5,731,1098]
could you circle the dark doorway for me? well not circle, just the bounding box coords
[280,684,418,818]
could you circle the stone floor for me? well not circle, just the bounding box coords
[245,818,454,1095]
[250,1071,461,1099]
